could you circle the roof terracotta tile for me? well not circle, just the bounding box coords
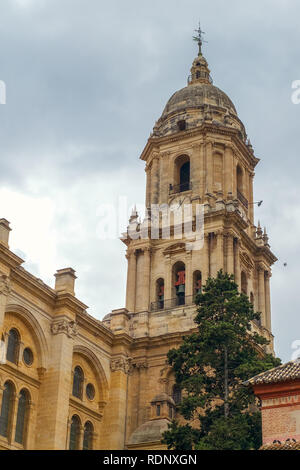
[246,360,300,385]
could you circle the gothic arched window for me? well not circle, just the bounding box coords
[6,328,20,364]
[83,421,94,450]
[15,389,29,445]
[0,381,14,438]
[72,366,84,399]
[69,415,81,450]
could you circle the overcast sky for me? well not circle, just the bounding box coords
[0,0,299,362]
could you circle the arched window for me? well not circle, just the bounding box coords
[172,384,182,405]
[173,155,191,194]
[6,328,20,364]
[83,421,94,450]
[241,271,248,295]
[250,292,254,305]
[15,389,29,445]
[193,271,202,298]
[180,162,190,192]
[173,261,186,306]
[72,366,84,399]
[156,278,164,310]
[69,415,81,450]
[0,381,14,438]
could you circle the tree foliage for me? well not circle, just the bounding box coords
[162,271,280,450]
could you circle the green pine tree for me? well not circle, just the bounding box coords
[162,271,281,450]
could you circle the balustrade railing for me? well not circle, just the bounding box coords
[150,294,200,312]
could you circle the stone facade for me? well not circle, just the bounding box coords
[0,45,277,450]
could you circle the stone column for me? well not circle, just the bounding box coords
[145,165,151,208]
[78,425,84,450]
[92,431,99,450]
[136,361,149,427]
[24,400,35,449]
[233,156,237,197]
[258,265,266,326]
[206,141,213,194]
[8,390,18,445]
[191,143,201,196]
[224,145,234,197]
[108,356,131,450]
[125,249,137,313]
[164,255,172,302]
[199,142,205,198]
[249,172,255,224]
[265,271,271,331]
[159,152,170,204]
[226,233,234,275]
[65,417,72,450]
[0,275,10,337]
[216,231,224,274]
[35,317,78,450]
[151,154,160,205]
[234,238,241,290]
[185,251,193,302]
[202,234,210,282]
[141,248,151,311]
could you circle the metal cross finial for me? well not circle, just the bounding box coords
[193,22,207,55]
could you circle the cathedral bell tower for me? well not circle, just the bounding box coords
[122,32,277,349]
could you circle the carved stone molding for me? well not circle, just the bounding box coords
[163,242,186,257]
[132,359,148,370]
[110,356,132,374]
[161,151,171,158]
[0,275,11,297]
[51,318,78,338]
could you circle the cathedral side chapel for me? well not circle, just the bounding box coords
[0,32,276,450]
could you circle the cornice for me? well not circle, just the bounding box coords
[10,267,57,307]
[76,310,114,345]
[0,362,41,388]
[54,292,88,315]
[69,397,103,420]
[140,124,259,169]
[111,331,133,349]
[0,244,24,270]
[129,327,198,351]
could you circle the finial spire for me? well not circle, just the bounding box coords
[193,22,207,56]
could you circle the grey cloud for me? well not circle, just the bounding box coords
[0,0,299,361]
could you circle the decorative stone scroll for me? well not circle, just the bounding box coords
[0,275,11,297]
[110,356,132,374]
[50,319,78,338]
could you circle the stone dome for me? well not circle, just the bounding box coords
[151,393,175,406]
[128,418,170,446]
[152,50,246,141]
[161,83,237,120]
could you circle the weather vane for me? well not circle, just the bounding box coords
[193,22,207,55]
